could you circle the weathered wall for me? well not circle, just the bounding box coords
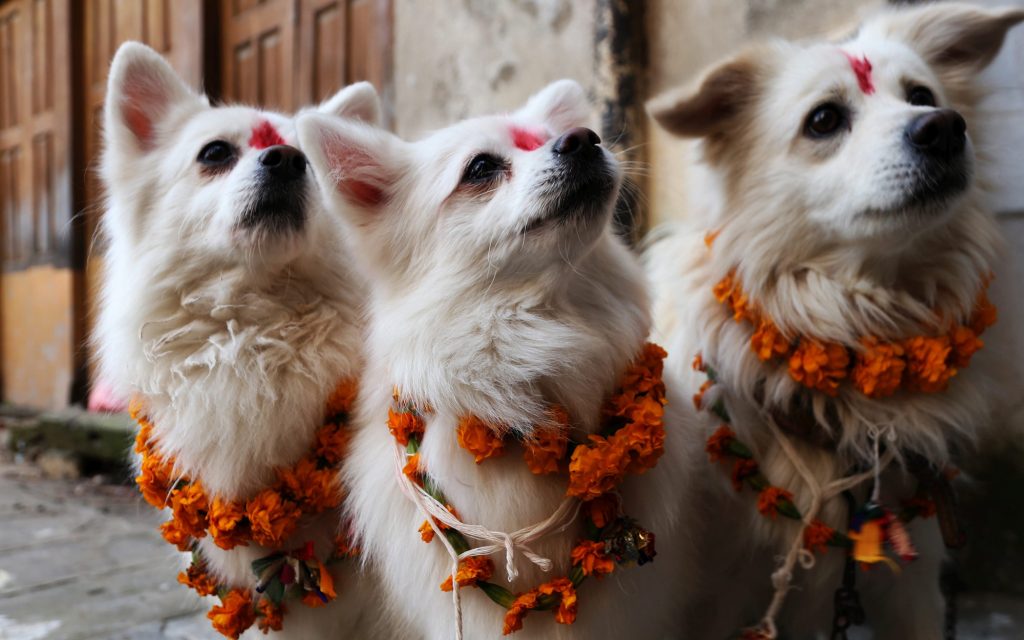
[392,0,599,139]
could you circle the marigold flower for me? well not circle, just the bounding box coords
[134,419,154,454]
[750,318,790,362]
[278,457,341,511]
[618,413,666,474]
[334,534,359,558]
[705,425,736,463]
[570,540,615,577]
[538,577,577,625]
[692,379,713,410]
[440,556,495,591]
[313,422,350,465]
[566,434,630,501]
[757,486,794,520]
[457,416,506,463]
[948,325,983,369]
[523,428,567,475]
[903,335,955,393]
[713,272,750,321]
[178,561,219,596]
[402,453,422,485]
[502,590,540,635]
[969,289,997,335]
[851,337,906,398]
[803,520,835,554]
[788,338,849,396]
[246,489,301,548]
[692,353,706,372]
[704,229,720,247]
[136,454,173,508]
[160,518,193,551]
[208,496,249,550]
[170,482,209,539]
[584,494,618,529]
[418,519,435,543]
[325,379,358,418]
[207,589,256,639]
[256,600,285,633]
[387,407,425,446]
[730,458,759,492]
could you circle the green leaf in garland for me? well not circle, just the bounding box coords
[477,581,516,608]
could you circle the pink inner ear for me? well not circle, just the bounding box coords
[843,52,875,96]
[123,103,154,148]
[323,133,386,208]
[511,126,547,152]
[249,120,286,149]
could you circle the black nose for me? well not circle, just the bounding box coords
[553,127,601,155]
[259,145,307,180]
[906,109,966,157]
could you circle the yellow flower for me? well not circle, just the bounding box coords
[750,317,790,361]
[277,457,341,512]
[170,482,209,539]
[387,407,425,446]
[208,496,249,550]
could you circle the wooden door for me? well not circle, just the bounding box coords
[220,0,391,118]
[0,0,74,409]
[78,0,205,407]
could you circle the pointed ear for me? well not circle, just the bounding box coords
[105,41,204,152]
[515,79,591,133]
[647,55,762,138]
[877,3,1024,73]
[318,81,382,126]
[297,113,398,217]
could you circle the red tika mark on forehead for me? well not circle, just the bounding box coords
[511,126,547,152]
[249,120,286,149]
[843,52,875,96]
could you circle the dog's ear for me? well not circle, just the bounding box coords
[318,81,382,126]
[647,56,761,138]
[879,3,1024,73]
[105,41,205,153]
[515,79,592,133]
[297,113,398,218]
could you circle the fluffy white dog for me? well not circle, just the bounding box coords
[646,4,1023,639]
[298,80,693,639]
[95,42,386,637]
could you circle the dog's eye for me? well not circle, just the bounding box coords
[907,86,936,107]
[462,154,508,184]
[804,104,847,139]
[197,141,236,165]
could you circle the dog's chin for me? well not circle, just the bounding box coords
[232,204,309,265]
[521,176,617,235]
[859,171,970,228]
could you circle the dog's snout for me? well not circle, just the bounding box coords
[906,109,966,157]
[259,145,307,180]
[553,127,601,156]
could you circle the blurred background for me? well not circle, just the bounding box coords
[0,0,1021,638]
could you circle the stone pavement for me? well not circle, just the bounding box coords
[0,459,213,640]
[1,441,1022,639]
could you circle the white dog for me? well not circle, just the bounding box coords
[646,4,1023,639]
[298,80,693,639]
[95,42,386,637]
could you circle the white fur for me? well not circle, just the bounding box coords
[646,4,1023,639]
[299,80,695,639]
[94,41,388,637]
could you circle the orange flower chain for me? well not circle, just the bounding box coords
[390,343,668,635]
[712,271,996,397]
[132,380,359,638]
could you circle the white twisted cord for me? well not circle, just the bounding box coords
[755,419,896,638]
[392,439,581,640]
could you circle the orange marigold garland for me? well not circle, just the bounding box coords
[133,379,359,638]
[390,344,666,635]
[712,272,995,397]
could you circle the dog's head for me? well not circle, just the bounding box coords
[296,80,621,288]
[102,42,381,271]
[649,3,1023,245]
